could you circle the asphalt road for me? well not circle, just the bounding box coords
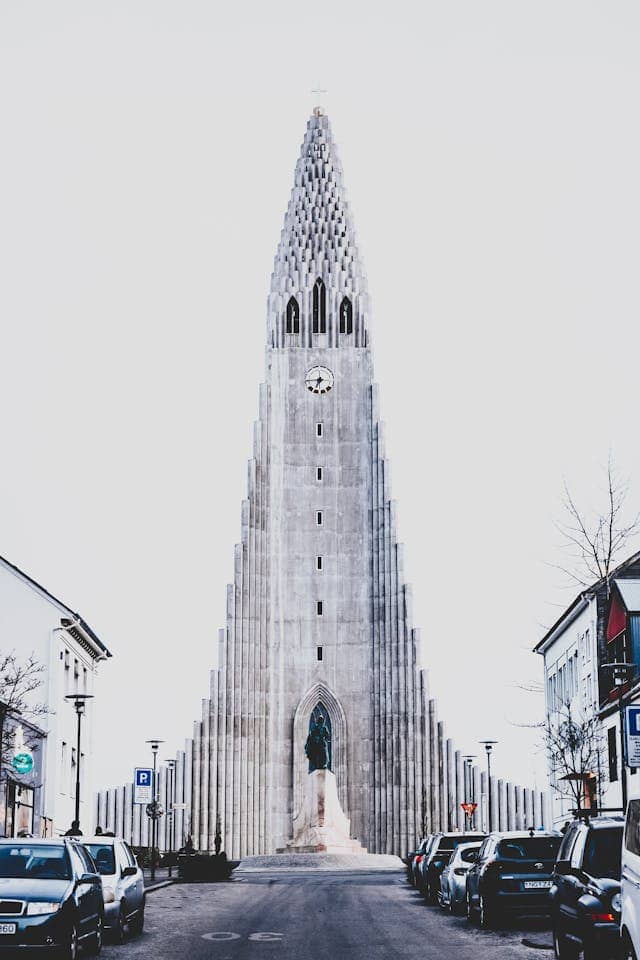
[103,870,554,960]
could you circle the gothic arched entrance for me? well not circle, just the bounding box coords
[292,683,348,820]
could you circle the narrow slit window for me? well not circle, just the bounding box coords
[317,467,323,481]
[316,511,323,525]
[316,556,323,571]
[317,601,323,616]
[317,646,323,661]
[316,422,323,437]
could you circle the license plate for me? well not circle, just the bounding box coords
[524,880,552,889]
[0,924,16,934]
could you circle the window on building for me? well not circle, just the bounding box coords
[316,422,323,438]
[83,666,88,693]
[71,747,77,796]
[317,467,323,481]
[316,511,323,525]
[317,601,323,616]
[312,278,326,334]
[339,296,353,334]
[608,726,618,782]
[317,556,323,571]
[286,296,300,334]
[60,742,67,795]
[584,628,590,662]
[317,646,323,661]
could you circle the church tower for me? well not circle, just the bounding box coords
[192,109,433,857]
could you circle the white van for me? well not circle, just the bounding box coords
[622,798,640,958]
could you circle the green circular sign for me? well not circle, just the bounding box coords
[12,751,34,775]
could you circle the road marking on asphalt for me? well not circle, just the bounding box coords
[201,932,284,943]
[202,932,241,941]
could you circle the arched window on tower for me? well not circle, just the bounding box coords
[339,296,353,335]
[312,278,326,334]
[286,296,300,334]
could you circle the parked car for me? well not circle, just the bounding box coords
[409,837,433,888]
[550,815,623,960]
[466,830,562,928]
[83,835,145,941]
[0,836,103,957]
[439,842,482,915]
[622,798,640,960]
[420,832,486,902]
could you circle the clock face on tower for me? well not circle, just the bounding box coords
[305,365,334,395]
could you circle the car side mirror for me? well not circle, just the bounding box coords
[555,860,573,876]
[121,865,137,878]
[467,851,478,862]
[78,872,98,885]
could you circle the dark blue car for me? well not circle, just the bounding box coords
[0,837,103,957]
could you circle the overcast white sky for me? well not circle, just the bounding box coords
[1,1,639,795]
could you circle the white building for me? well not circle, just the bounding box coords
[0,555,111,836]
[535,550,640,826]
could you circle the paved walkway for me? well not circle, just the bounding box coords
[143,866,175,889]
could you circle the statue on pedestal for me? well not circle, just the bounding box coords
[305,708,331,772]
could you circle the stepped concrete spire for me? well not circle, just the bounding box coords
[97,111,551,855]
[268,109,369,349]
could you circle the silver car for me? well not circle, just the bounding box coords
[439,841,481,914]
[84,836,145,941]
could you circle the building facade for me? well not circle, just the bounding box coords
[535,551,640,826]
[0,555,110,836]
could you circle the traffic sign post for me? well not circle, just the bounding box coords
[626,706,640,766]
[134,768,153,804]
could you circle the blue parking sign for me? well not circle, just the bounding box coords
[626,707,640,766]
[134,767,153,804]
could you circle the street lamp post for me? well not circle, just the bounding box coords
[64,694,94,833]
[479,741,498,832]
[165,759,176,878]
[145,740,164,882]
[462,755,476,829]
[602,662,637,813]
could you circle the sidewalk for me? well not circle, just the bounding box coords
[143,866,176,891]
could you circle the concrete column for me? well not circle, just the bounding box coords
[480,772,488,832]
[507,782,516,830]
[514,785,523,831]
[446,739,455,832]
[490,777,499,831]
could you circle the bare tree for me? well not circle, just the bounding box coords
[555,454,640,590]
[544,702,604,811]
[0,652,49,777]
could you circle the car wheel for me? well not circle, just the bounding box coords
[552,926,578,960]
[129,900,145,937]
[86,913,103,956]
[622,931,638,960]
[466,889,477,923]
[60,922,79,960]
[479,894,497,929]
[114,902,127,943]
[450,894,462,917]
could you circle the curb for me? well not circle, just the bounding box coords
[145,880,175,893]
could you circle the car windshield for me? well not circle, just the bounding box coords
[583,829,622,880]
[497,838,561,860]
[0,844,71,880]
[84,844,116,876]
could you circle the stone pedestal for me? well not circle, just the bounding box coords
[280,769,367,854]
